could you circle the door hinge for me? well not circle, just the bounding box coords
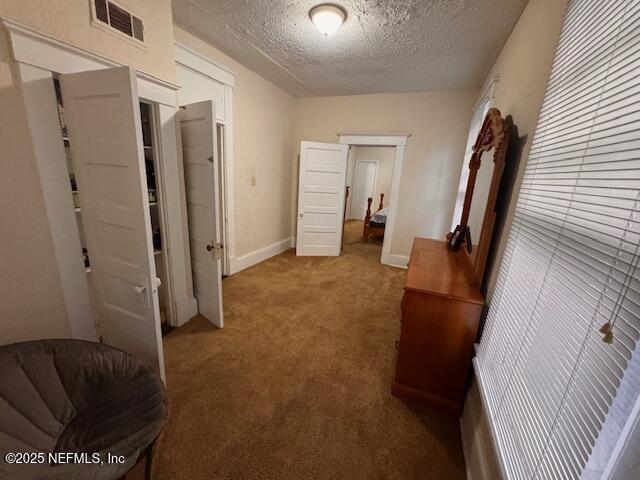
[207,242,224,260]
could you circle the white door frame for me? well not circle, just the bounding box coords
[338,133,410,267]
[143,99,177,326]
[3,17,198,337]
[216,123,230,276]
[350,159,379,220]
[174,42,236,276]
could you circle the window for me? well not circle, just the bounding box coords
[92,0,144,42]
[451,78,497,232]
[475,1,640,479]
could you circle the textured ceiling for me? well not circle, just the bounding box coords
[172,0,528,97]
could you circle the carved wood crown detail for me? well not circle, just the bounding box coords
[469,108,508,170]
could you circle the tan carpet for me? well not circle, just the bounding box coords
[136,220,466,479]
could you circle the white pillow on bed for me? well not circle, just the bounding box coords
[370,207,388,224]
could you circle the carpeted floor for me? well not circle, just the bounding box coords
[134,220,466,479]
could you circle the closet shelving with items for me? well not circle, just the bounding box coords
[140,102,169,326]
[54,78,170,327]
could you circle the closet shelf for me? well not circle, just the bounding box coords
[85,267,92,273]
[154,249,161,256]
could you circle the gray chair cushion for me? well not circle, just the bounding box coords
[0,339,168,479]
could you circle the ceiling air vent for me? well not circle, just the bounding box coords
[93,0,144,42]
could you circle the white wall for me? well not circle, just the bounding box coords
[293,90,478,260]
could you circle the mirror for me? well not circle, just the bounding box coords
[466,146,495,261]
[448,108,510,287]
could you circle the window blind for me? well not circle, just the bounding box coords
[475,1,640,479]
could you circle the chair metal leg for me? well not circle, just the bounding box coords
[144,442,154,480]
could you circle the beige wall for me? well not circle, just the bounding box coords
[173,27,296,259]
[0,0,176,83]
[482,0,570,300]
[460,1,569,479]
[293,90,478,258]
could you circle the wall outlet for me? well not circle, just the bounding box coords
[251,176,256,186]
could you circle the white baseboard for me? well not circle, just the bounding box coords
[382,251,409,269]
[174,295,198,327]
[230,237,293,274]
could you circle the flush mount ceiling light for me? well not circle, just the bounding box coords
[309,4,347,36]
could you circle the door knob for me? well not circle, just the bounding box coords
[133,279,151,308]
[299,213,304,218]
[206,243,214,251]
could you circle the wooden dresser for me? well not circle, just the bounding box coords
[392,238,484,415]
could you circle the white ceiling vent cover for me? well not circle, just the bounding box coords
[93,0,144,42]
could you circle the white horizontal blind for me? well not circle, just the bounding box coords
[475,0,640,479]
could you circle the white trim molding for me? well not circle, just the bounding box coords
[174,41,237,278]
[473,76,499,113]
[230,238,293,274]
[384,253,409,269]
[602,379,640,480]
[339,133,410,268]
[473,358,513,479]
[338,133,410,147]
[174,41,236,87]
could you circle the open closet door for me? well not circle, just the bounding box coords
[60,66,165,380]
[296,141,349,256]
[179,101,224,328]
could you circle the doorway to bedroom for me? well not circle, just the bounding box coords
[295,134,408,266]
[345,146,395,255]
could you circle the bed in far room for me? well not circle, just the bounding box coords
[363,193,387,239]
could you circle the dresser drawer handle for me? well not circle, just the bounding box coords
[395,339,399,351]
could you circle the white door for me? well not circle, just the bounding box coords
[60,66,165,379]
[180,101,224,328]
[296,141,349,256]
[351,160,378,219]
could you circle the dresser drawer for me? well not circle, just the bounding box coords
[393,291,482,413]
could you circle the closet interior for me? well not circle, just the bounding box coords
[53,77,171,332]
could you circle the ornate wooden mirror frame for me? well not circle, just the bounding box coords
[449,108,510,287]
